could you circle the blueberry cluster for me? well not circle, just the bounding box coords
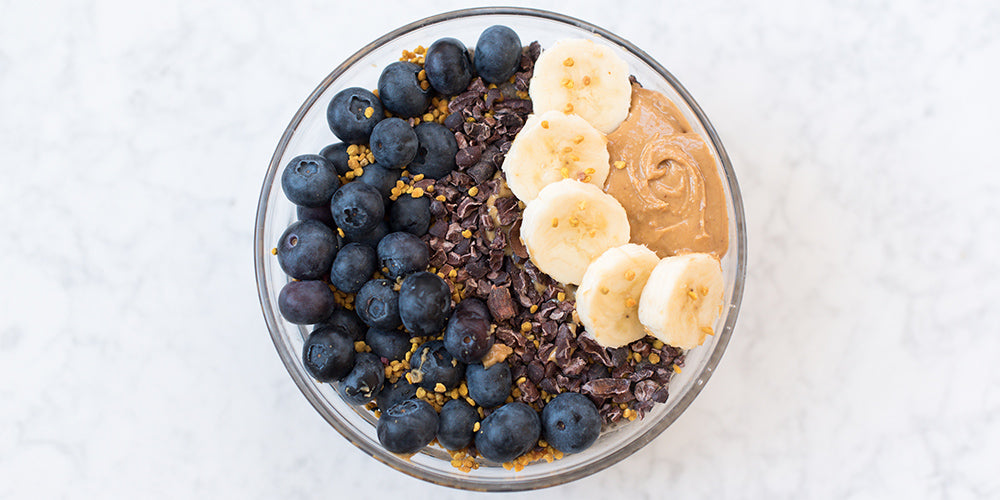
[273,25,602,467]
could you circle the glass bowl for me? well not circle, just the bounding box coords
[254,7,746,491]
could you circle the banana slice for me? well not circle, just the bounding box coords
[638,253,724,350]
[520,179,630,285]
[577,244,660,348]
[529,38,632,134]
[502,110,609,203]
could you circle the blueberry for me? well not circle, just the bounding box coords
[377,232,429,280]
[356,163,401,200]
[377,61,431,118]
[541,392,602,454]
[328,242,377,293]
[281,154,341,207]
[319,142,352,176]
[365,327,411,361]
[326,87,384,143]
[301,325,355,382]
[314,308,366,341]
[398,271,451,336]
[475,402,540,463]
[465,361,511,409]
[376,378,417,411]
[278,280,336,325]
[474,25,522,84]
[296,204,336,229]
[424,37,473,95]
[409,340,464,390]
[407,122,457,180]
[369,118,418,169]
[377,398,438,454]
[341,221,389,249]
[276,220,339,280]
[338,352,385,405]
[330,181,385,236]
[443,298,493,363]
[354,279,401,329]
[388,194,431,236]
[437,399,479,451]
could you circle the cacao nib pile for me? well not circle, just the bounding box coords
[418,42,685,425]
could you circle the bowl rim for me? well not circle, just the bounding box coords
[254,6,747,491]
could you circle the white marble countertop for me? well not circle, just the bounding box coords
[2,0,998,498]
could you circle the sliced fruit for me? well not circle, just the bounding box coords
[529,38,632,134]
[576,244,660,348]
[638,253,724,349]
[502,110,609,203]
[520,179,630,285]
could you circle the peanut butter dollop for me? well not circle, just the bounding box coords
[604,84,729,258]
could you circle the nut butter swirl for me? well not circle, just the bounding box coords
[604,84,729,258]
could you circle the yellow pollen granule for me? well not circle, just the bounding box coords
[520,322,532,333]
[560,167,569,178]
[435,195,446,202]
[434,383,447,393]
[562,146,573,153]
[584,167,596,175]
[573,135,584,144]
[700,286,710,296]
[414,45,426,55]
[614,160,626,169]
[346,144,359,155]
[561,78,574,88]
[468,186,479,196]
[582,75,591,85]
[416,387,427,398]
[563,57,574,66]
[425,185,434,192]
[568,217,579,227]
[411,187,425,198]
[337,228,345,238]
[588,229,597,237]
[624,270,636,281]
[473,421,480,432]
[652,339,664,349]
[702,326,715,334]
[564,103,574,113]
[412,173,425,181]
[420,80,430,90]
[569,154,580,162]
[688,290,699,300]
[551,218,559,228]
[529,305,539,313]
[540,120,549,129]
[353,341,366,352]
[599,286,609,295]
[270,247,277,255]
[583,175,592,183]
[649,353,661,364]
[577,201,586,211]
[364,106,374,118]
[461,229,472,238]
[417,69,427,80]
[673,365,683,374]
[625,297,636,308]
[423,112,435,122]
[557,292,566,301]
[448,269,457,278]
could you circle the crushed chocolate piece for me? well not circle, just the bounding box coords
[487,286,517,322]
[583,378,630,397]
[652,386,670,403]
[634,380,658,402]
